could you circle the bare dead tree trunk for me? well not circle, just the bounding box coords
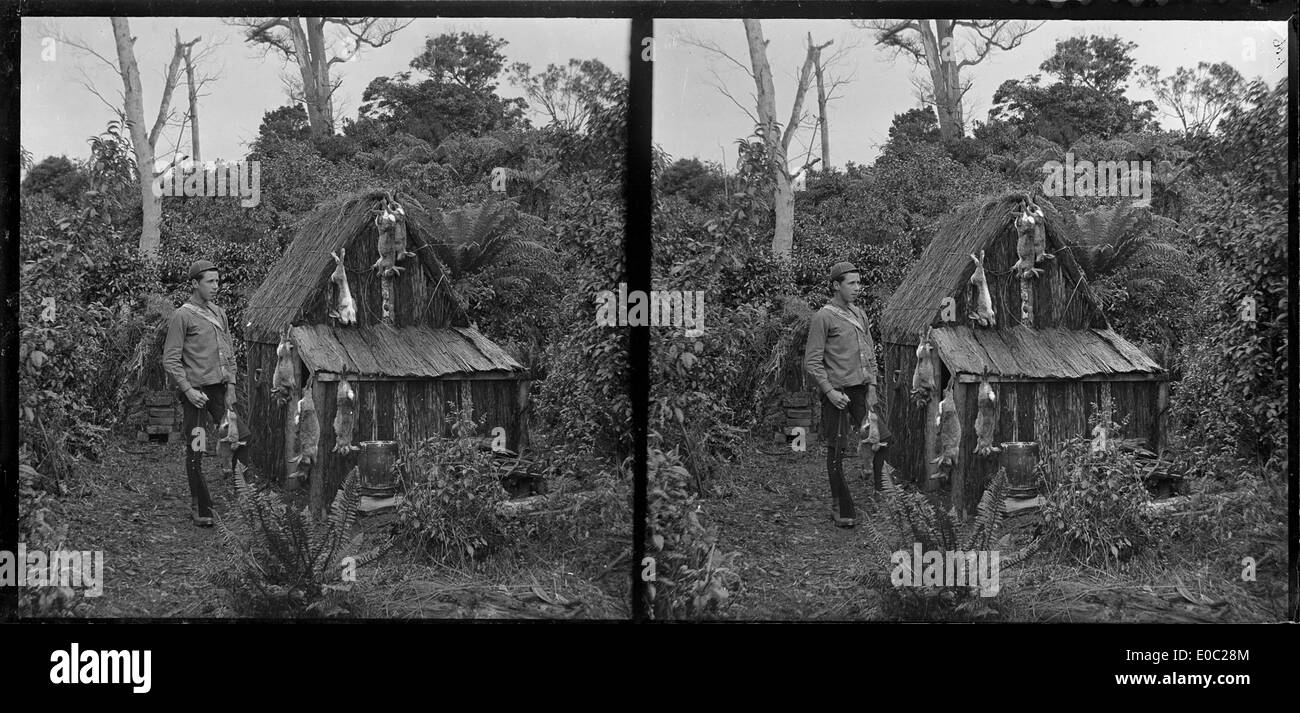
[808,33,834,170]
[743,20,822,259]
[112,18,186,258]
[305,19,336,133]
[235,17,410,138]
[915,21,962,141]
[742,20,787,256]
[858,19,1041,142]
[178,30,202,162]
[282,19,329,137]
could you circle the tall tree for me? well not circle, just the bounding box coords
[356,32,528,147]
[1138,61,1245,136]
[508,58,626,134]
[681,21,833,257]
[990,36,1157,147]
[230,17,411,137]
[741,20,824,257]
[109,18,186,256]
[176,31,203,161]
[808,34,835,170]
[855,19,1040,141]
[62,20,202,255]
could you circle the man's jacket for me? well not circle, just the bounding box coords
[162,297,237,392]
[803,301,879,395]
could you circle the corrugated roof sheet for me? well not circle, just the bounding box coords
[290,323,526,379]
[928,325,1163,379]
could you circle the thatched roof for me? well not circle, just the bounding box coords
[243,189,468,343]
[290,323,525,379]
[929,325,1162,380]
[880,192,1100,345]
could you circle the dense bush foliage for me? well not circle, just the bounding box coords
[1170,80,1289,471]
[645,446,740,619]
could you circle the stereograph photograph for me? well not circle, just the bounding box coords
[5,3,1293,630]
[647,17,1289,621]
[15,15,632,619]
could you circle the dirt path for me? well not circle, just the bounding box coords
[708,443,886,620]
[58,436,235,617]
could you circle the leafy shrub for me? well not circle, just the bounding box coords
[861,469,1040,621]
[396,408,511,566]
[14,456,84,617]
[211,467,389,617]
[18,196,155,483]
[1039,414,1167,567]
[645,446,740,619]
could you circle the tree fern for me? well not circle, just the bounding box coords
[1072,200,1189,282]
[428,195,558,294]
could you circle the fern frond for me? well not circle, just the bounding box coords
[314,468,363,576]
[1000,535,1043,571]
[963,468,1010,551]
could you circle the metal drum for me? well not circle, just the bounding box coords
[358,440,399,496]
[999,441,1039,499]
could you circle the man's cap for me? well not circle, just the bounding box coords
[829,261,859,282]
[188,259,218,281]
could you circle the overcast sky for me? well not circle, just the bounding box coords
[20,18,1287,173]
[21,17,630,167]
[653,19,1288,170]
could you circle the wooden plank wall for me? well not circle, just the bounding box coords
[883,343,928,485]
[312,377,530,506]
[247,337,529,502]
[246,342,287,479]
[947,378,1163,518]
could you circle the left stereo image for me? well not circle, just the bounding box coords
[14,15,633,620]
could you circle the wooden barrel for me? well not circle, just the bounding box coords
[358,440,399,496]
[999,441,1039,499]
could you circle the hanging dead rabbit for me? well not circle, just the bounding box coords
[290,378,320,487]
[911,327,938,406]
[968,250,996,328]
[932,384,961,480]
[371,193,415,278]
[332,374,359,454]
[328,249,357,325]
[1011,194,1054,280]
[271,327,296,405]
[974,369,1000,457]
[216,406,251,478]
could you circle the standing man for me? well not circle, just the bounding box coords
[162,260,237,527]
[804,261,880,527]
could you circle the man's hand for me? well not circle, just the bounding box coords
[185,388,208,408]
[827,389,850,410]
[225,383,236,408]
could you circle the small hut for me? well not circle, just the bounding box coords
[878,193,1166,518]
[243,190,529,512]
